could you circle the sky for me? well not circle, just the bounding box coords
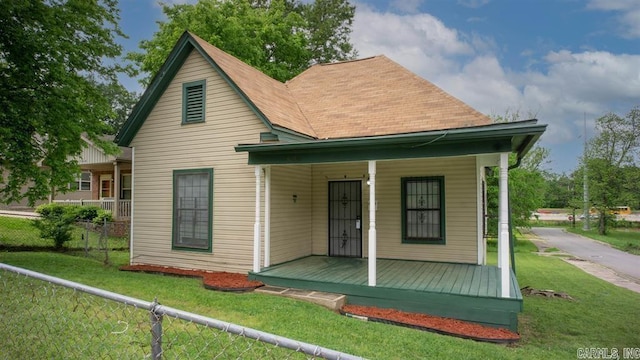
[116,0,640,174]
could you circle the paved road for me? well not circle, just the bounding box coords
[531,227,640,282]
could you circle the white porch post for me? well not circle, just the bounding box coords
[368,160,377,287]
[113,161,120,220]
[498,152,510,298]
[264,166,271,268]
[253,166,262,273]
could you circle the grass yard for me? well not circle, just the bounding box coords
[0,216,128,250]
[567,227,640,255]
[1,248,639,358]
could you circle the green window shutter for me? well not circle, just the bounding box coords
[182,80,206,124]
[401,176,446,244]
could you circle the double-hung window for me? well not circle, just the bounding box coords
[402,176,445,244]
[70,172,91,191]
[172,169,213,252]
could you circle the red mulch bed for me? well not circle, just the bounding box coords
[341,304,520,343]
[120,265,263,292]
[120,265,519,342]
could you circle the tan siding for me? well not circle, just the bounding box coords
[310,157,478,263]
[269,165,313,264]
[130,51,268,273]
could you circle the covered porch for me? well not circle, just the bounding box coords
[249,256,522,331]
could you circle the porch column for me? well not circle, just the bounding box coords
[368,160,377,287]
[253,166,262,273]
[113,161,120,220]
[498,153,510,298]
[264,166,271,268]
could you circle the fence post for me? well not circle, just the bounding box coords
[84,221,89,257]
[150,298,163,359]
[102,218,109,265]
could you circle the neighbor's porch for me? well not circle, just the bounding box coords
[249,256,522,331]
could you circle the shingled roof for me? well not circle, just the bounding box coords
[191,32,491,140]
[117,32,497,146]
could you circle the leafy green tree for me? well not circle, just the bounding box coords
[543,173,574,209]
[129,0,357,84]
[585,107,640,234]
[297,0,357,64]
[485,110,549,234]
[0,1,126,205]
[486,147,549,235]
[96,81,140,134]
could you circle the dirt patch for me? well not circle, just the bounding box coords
[120,264,263,292]
[520,286,574,300]
[341,304,520,343]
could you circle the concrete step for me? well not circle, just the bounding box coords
[256,285,346,311]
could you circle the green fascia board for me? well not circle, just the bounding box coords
[116,31,315,147]
[235,121,546,165]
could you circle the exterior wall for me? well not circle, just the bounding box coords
[268,165,313,265]
[311,156,478,264]
[130,50,268,273]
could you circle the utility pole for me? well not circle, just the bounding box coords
[583,113,590,231]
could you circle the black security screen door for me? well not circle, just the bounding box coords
[328,181,362,257]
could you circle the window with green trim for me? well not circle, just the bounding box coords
[173,169,213,252]
[182,80,206,124]
[401,176,445,244]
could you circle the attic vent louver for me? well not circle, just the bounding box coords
[182,80,206,124]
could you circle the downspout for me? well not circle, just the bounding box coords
[506,156,522,275]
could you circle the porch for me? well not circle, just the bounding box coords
[249,256,522,332]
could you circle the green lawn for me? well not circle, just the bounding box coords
[0,216,128,250]
[1,249,639,358]
[567,227,640,255]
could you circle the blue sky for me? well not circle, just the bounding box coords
[116,0,640,174]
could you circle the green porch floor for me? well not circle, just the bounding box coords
[249,256,523,332]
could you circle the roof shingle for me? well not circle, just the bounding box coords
[192,33,492,140]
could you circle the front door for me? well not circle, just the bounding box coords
[328,181,362,257]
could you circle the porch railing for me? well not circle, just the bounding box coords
[53,199,131,220]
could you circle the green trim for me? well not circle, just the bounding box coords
[182,80,206,124]
[116,31,315,147]
[401,176,446,244]
[171,168,214,253]
[260,132,279,142]
[235,120,547,165]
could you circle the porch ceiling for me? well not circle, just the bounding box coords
[235,120,546,165]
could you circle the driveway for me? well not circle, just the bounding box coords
[530,227,640,283]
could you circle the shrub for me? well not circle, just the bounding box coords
[76,205,101,221]
[33,203,78,249]
[92,209,113,225]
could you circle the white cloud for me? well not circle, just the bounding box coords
[351,4,640,156]
[587,0,640,38]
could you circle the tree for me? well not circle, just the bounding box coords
[485,110,549,234]
[96,81,140,134]
[0,1,127,206]
[585,107,640,234]
[128,0,357,84]
[486,147,549,235]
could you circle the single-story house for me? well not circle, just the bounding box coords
[116,31,546,331]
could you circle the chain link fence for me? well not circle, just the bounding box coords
[0,263,361,359]
[0,214,128,264]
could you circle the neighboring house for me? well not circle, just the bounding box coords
[52,136,132,220]
[1,136,132,220]
[116,31,546,331]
